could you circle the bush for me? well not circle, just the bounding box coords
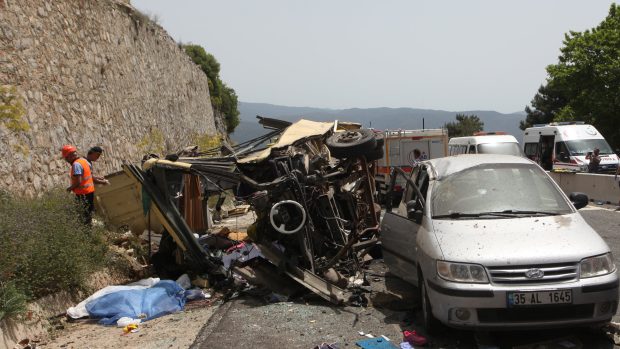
[0,281,27,321]
[0,189,107,301]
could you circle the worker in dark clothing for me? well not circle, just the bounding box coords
[586,148,601,173]
[86,146,109,185]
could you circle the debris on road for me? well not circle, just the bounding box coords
[603,322,620,345]
[312,343,340,349]
[403,330,427,346]
[511,335,583,349]
[121,323,139,334]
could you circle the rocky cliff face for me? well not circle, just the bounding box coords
[0,0,220,196]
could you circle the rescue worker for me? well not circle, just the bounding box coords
[61,145,95,225]
[86,146,110,185]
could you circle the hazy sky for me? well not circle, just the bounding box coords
[132,0,616,113]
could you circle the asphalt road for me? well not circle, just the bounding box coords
[192,205,620,349]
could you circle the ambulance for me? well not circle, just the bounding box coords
[375,128,448,205]
[522,122,618,173]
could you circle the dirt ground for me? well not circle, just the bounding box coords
[39,300,220,349]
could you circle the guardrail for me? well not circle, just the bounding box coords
[548,171,620,206]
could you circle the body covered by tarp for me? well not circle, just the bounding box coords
[67,277,161,319]
[85,280,186,325]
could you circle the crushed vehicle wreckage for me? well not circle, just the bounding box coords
[122,117,384,304]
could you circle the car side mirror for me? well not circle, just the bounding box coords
[569,192,589,210]
[406,200,423,224]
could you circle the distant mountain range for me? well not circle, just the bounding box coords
[230,102,526,143]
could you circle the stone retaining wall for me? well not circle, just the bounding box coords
[0,0,221,196]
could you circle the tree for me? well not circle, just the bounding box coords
[521,4,620,149]
[182,44,239,133]
[445,114,484,137]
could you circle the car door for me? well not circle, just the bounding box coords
[381,165,427,285]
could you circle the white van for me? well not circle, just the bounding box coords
[448,132,522,156]
[522,122,619,173]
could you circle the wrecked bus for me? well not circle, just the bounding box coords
[122,118,383,304]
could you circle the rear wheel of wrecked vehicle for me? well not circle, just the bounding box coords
[420,276,441,333]
[365,144,384,161]
[375,136,385,148]
[326,128,377,158]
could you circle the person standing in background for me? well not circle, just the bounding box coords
[62,145,95,225]
[586,148,601,173]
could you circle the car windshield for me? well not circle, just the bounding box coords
[431,163,572,218]
[565,139,614,155]
[477,143,522,156]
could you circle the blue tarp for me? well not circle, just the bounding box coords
[85,280,186,325]
[356,338,399,349]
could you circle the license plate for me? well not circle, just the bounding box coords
[507,290,572,307]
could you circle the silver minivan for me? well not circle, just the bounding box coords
[381,154,618,330]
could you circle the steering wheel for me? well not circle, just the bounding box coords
[269,200,307,234]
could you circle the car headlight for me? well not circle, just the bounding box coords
[580,253,616,278]
[437,261,489,283]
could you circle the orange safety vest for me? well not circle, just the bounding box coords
[70,158,95,195]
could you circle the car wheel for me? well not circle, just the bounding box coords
[326,129,377,158]
[420,276,440,333]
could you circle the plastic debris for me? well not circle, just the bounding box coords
[116,317,141,327]
[185,288,211,301]
[399,342,414,349]
[403,330,427,346]
[122,324,139,334]
[176,274,191,290]
[268,292,289,303]
[313,343,340,349]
